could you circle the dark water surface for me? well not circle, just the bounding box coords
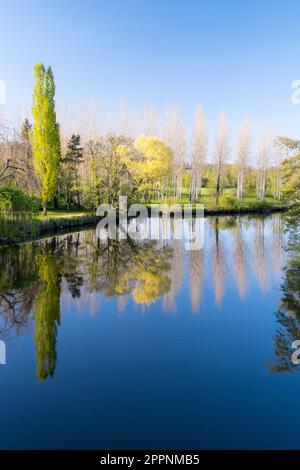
[0,213,299,450]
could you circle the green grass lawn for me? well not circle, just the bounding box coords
[37,210,93,220]
[37,191,285,220]
[147,193,285,211]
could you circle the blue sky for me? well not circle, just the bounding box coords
[1,0,300,137]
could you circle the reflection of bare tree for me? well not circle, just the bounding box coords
[233,218,248,299]
[272,213,284,279]
[189,249,204,314]
[0,288,35,341]
[118,295,128,313]
[62,234,84,298]
[0,245,38,341]
[213,218,225,305]
[163,240,184,312]
[253,218,269,292]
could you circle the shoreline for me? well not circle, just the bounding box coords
[0,204,291,246]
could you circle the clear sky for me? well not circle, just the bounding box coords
[1,0,300,138]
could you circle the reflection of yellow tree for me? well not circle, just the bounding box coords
[33,251,61,381]
[115,243,171,304]
[83,234,173,306]
[117,267,170,304]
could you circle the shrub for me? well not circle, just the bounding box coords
[162,196,181,206]
[0,187,39,215]
[219,194,239,209]
[0,187,40,238]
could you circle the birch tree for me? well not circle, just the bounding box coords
[256,129,272,201]
[236,118,251,200]
[164,107,186,198]
[214,113,230,204]
[143,105,157,137]
[117,101,134,137]
[189,107,208,202]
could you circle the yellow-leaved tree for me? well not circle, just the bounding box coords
[129,135,172,201]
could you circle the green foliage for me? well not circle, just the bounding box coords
[60,134,83,209]
[82,135,135,209]
[20,118,32,142]
[33,250,61,381]
[281,153,300,204]
[32,63,60,214]
[223,164,237,189]
[0,187,39,238]
[268,210,300,373]
[219,194,239,209]
[0,186,39,214]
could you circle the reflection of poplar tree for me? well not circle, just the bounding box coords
[33,251,61,381]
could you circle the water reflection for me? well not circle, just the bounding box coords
[33,248,61,380]
[268,210,300,373]
[0,213,296,380]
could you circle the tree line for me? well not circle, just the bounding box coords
[0,63,299,215]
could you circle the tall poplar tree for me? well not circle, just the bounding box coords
[32,63,60,215]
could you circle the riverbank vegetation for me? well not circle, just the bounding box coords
[0,64,299,237]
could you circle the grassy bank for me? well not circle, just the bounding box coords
[146,192,287,213]
[0,199,291,245]
[36,210,93,220]
[0,212,98,245]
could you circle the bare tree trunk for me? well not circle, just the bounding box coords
[43,201,48,216]
[190,107,207,203]
[256,129,272,201]
[164,107,186,201]
[216,165,221,204]
[214,113,230,205]
[236,118,251,200]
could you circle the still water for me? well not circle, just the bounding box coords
[0,213,299,449]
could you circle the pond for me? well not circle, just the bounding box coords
[0,213,299,450]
